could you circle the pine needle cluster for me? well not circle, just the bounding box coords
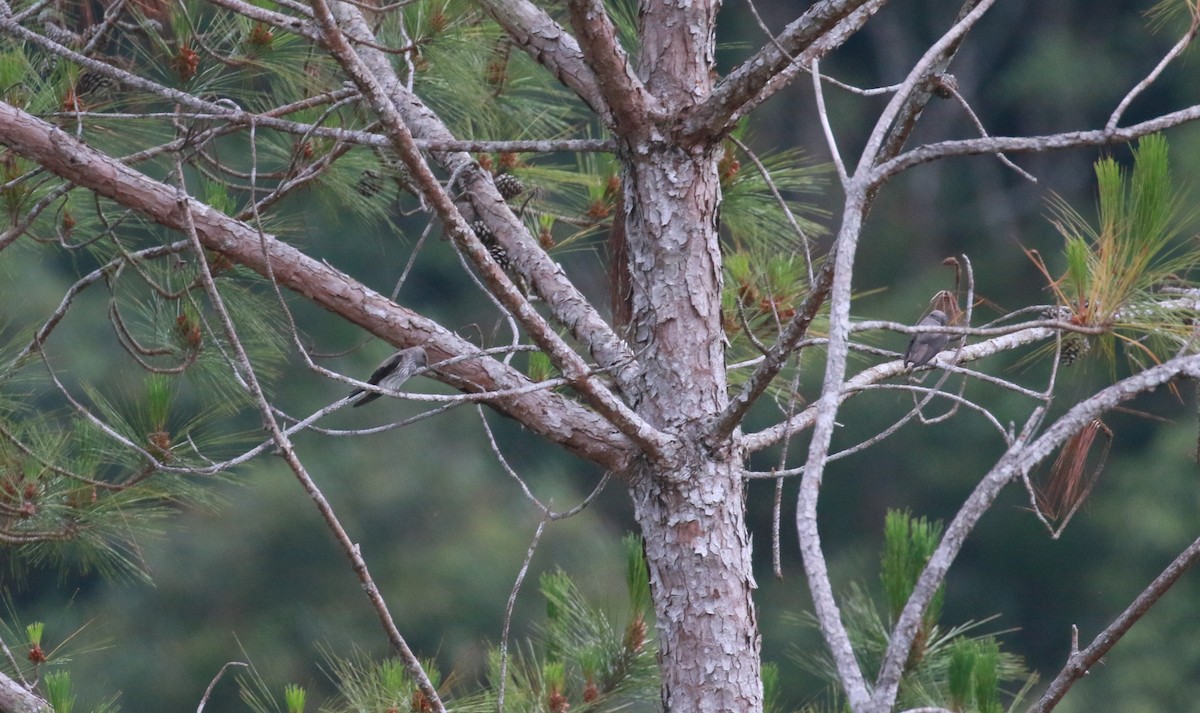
[235,534,658,713]
[1031,134,1200,368]
[791,510,1036,713]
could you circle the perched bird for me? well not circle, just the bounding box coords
[904,310,951,367]
[350,346,428,407]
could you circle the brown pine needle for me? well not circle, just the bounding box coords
[1037,419,1113,525]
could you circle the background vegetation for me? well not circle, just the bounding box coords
[2,0,1199,711]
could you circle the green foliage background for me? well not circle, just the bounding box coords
[3,0,1200,711]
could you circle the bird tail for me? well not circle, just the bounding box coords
[350,389,380,407]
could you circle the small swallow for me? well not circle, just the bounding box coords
[904,310,950,367]
[350,346,428,407]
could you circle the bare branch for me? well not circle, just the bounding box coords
[0,671,50,713]
[857,0,999,172]
[195,661,248,713]
[564,0,654,135]
[875,104,1200,183]
[936,74,1037,182]
[874,0,987,162]
[1029,534,1200,713]
[873,352,1200,711]
[497,518,547,712]
[812,59,848,184]
[743,319,1068,452]
[1107,7,1200,132]
[794,185,874,712]
[680,0,882,140]
[475,0,611,122]
[0,102,638,471]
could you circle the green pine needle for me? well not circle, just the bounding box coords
[947,638,975,710]
[880,509,944,625]
[1041,133,1199,368]
[622,533,651,620]
[44,671,76,713]
[26,620,45,646]
[282,684,306,713]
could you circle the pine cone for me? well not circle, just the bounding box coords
[355,169,384,197]
[487,243,511,270]
[1059,332,1091,366]
[470,220,510,267]
[469,220,527,294]
[76,71,116,96]
[470,219,495,246]
[494,172,525,200]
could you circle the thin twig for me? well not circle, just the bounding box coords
[937,76,1037,182]
[497,519,547,712]
[175,173,447,712]
[1106,8,1200,131]
[770,357,803,578]
[195,661,248,713]
[730,135,815,283]
[812,59,848,184]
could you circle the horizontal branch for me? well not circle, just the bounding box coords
[742,321,1060,452]
[0,101,639,472]
[874,103,1200,182]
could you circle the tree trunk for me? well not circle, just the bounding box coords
[623,142,763,711]
[631,455,761,712]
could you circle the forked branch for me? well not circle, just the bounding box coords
[0,102,638,471]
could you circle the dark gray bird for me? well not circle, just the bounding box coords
[904,310,950,367]
[350,346,428,407]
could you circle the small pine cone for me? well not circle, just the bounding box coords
[410,688,433,713]
[1059,332,1091,366]
[487,243,511,271]
[470,219,495,246]
[547,689,569,713]
[623,614,647,654]
[77,71,116,96]
[582,680,599,703]
[494,172,525,200]
[356,169,384,197]
[471,220,510,267]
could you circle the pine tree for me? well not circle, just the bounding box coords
[2,0,1200,712]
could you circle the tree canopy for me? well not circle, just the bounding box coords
[2,0,1200,711]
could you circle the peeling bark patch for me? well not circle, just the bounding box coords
[676,518,702,548]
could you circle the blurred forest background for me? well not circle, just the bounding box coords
[3,0,1200,711]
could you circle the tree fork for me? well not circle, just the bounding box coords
[620,140,763,709]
